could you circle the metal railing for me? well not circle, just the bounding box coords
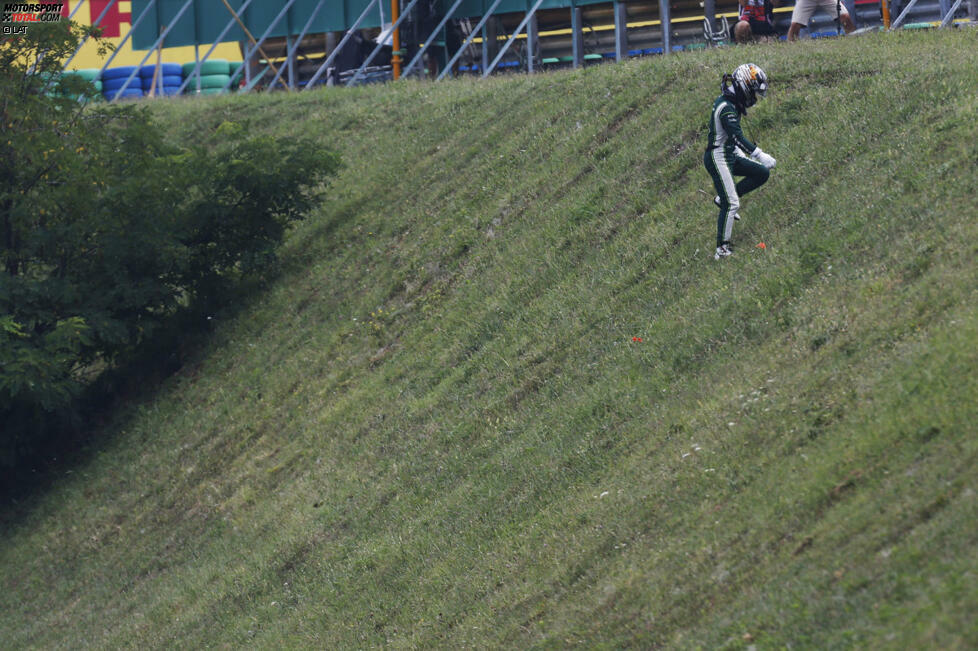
[64,0,974,101]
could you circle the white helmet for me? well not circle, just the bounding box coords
[723,63,768,113]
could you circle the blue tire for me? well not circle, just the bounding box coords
[101,65,139,81]
[139,63,183,78]
[142,75,184,89]
[102,76,141,92]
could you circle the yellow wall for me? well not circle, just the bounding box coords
[65,0,241,71]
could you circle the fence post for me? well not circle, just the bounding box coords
[571,6,583,68]
[614,1,628,62]
[660,0,672,53]
[527,11,539,72]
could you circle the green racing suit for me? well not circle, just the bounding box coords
[703,95,770,248]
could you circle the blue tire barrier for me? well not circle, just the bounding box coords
[142,75,184,89]
[139,63,182,78]
[101,65,139,81]
[102,76,143,92]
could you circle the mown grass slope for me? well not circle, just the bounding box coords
[2,29,978,649]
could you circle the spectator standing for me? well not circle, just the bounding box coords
[787,0,855,39]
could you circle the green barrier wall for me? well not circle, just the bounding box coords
[131,0,615,49]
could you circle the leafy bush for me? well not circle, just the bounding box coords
[0,23,340,471]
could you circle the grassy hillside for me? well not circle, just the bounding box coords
[3,29,978,649]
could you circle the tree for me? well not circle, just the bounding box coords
[1,22,340,472]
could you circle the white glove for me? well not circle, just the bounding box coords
[750,147,776,170]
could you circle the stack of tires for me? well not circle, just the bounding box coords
[181,59,232,95]
[61,69,102,99]
[140,63,184,97]
[37,71,60,97]
[101,66,144,101]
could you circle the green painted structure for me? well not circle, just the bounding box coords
[130,0,615,50]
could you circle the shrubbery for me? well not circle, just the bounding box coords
[0,23,340,474]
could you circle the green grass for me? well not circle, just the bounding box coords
[3,29,978,648]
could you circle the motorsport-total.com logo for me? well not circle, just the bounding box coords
[2,3,64,34]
